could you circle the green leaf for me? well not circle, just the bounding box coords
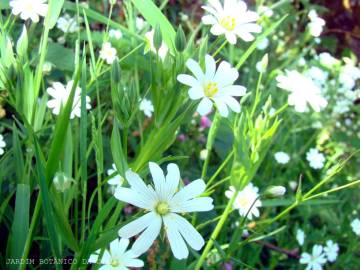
[131,0,176,53]
[45,42,75,71]
[0,0,9,9]
[111,122,128,176]
[47,0,65,29]
[9,184,30,269]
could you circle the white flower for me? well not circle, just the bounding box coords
[276,70,327,112]
[46,81,91,119]
[308,10,325,37]
[258,6,273,18]
[177,54,246,117]
[56,14,79,33]
[0,135,6,155]
[296,229,305,246]
[225,183,262,220]
[256,37,269,50]
[100,42,117,65]
[300,245,327,270]
[324,240,339,262]
[144,30,169,61]
[136,17,145,30]
[199,149,209,160]
[88,238,144,269]
[306,148,325,169]
[274,151,290,164]
[289,181,297,191]
[305,66,328,87]
[53,172,72,193]
[201,0,262,44]
[109,29,123,40]
[351,218,360,236]
[10,0,48,23]
[139,98,154,117]
[318,52,338,67]
[115,162,214,259]
[107,163,124,194]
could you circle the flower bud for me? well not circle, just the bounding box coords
[53,172,72,192]
[109,0,116,5]
[265,186,286,197]
[16,25,28,59]
[200,149,209,160]
[175,26,186,52]
[111,58,121,83]
[153,24,162,52]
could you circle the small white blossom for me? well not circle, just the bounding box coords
[136,17,145,30]
[46,81,91,119]
[296,229,305,246]
[225,183,262,220]
[351,218,360,235]
[100,42,117,64]
[305,66,328,88]
[274,151,290,164]
[256,37,269,50]
[88,238,144,269]
[10,0,48,23]
[53,172,72,192]
[107,163,124,194]
[324,240,339,262]
[144,30,169,61]
[306,148,325,169]
[177,54,246,117]
[300,245,327,270]
[201,0,261,44]
[318,52,338,67]
[199,149,209,160]
[258,6,273,18]
[289,181,298,191]
[109,29,123,40]
[0,135,6,155]
[139,98,154,117]
[57,14,79,33]
[115,163,214,259]
[276,70,327,112]
[308,10,325,37]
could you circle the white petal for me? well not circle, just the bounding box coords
[214,99,229,117]
[149,162,166,197]
[205,54,216,79]
[163,214,189,259]
[118,212,157,238]
[210,24,225,36]
[223,96,241,113]
[177,74,200,88]
[125,169,156,203]
[188,87,205,100]
[117,238,130,254]
[186,59,205,82]
[221,85,247,96]
[165,163,180,199]
[170,179,206,203]
[171,213,205,250]
[202,15,217,25]
[131,215,162,256]
[236,31,255,42]
[171,197,214,213]
[114,187,152,209]
[225,32,237,45]
[197,97,213,116]
[214,61,239,87]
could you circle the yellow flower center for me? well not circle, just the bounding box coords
[237,197,250,208]
[204,82,219,98]
[24,3,35,13]
[155,202,170,215]
[110,259,120,267]
[220,16,236,31]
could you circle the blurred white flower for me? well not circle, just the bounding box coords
[88,238,144,269]
[144,30,169,61]
[201,0,261,44]
[256,37,269,50]
[139,98,154,117]
[10,0,48,23]
[100,42,117,64]
[308,10,325,37]
[109,29,123,40]
[46,81,91,119]
[107,163,124,194]
[289,181,298,191]
[0,135,6,155]
[306,148,325,169]
[300,245,327,270]
[177,54,246,117]
[136,17,145,30]
[57,14,79,33]
[351,218,360,235]
[276,70,327,112]
[305,66,328,87]
[225,183,262,220]
[339,62,360,90]
[296,229,305,246]
[53,172,72,192]
[258,6,273,18]
[115,163,214,259]
[274,151,290,164]
[318,52,338,67]
[324,240,339,262]
[199,149,209,160]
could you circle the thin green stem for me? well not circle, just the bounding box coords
[212,40,228,58]
[206,151,234,188]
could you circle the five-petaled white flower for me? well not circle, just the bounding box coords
[306,148,325,170]
[351,218,360,236]
[274,151,290,164]
[177,54,246,117]
[296,229,305,246]
[115,162,214,259]
[139,98,154,118]
[109,29,123,40]
[225,183,262,220]
[46,81,91,119]
[88,238,144,269]
[276,70,327,113]
[100,42,117,65]
[300,245,327,270]
[202,0,261,44]
[324,240,339,263]
[107,163,124,194]
[10,0,48,23]
[0,135,6,155]
[57,14,79,33]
